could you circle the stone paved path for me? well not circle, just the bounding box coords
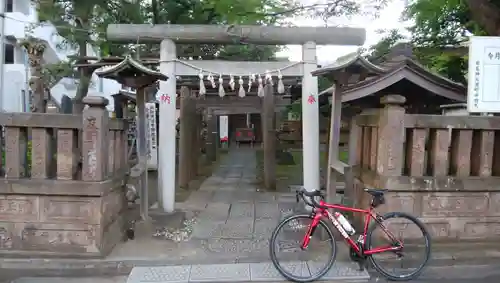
[119,149,369,282]
[107,148,300,264]
[175,148,301,263]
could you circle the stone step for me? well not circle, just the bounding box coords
[126,261,370,283]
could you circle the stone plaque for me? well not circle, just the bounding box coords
[0,225,13,249]
[422,194,489,217]
[384,194,417,214]
[0,196,38,222]
[40,197,98,224]
[21,225,95,251]
[464,222,500,239]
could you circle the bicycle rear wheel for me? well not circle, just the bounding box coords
[365,212,431,281]
[269,213,337,282]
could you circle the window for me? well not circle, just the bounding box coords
[6,0,13,12]
[4,44,14,64]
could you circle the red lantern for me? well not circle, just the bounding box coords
[236,131,241,137]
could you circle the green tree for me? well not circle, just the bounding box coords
[32,0,145,113]
[366,29,406,60]
[32,0,391,114]
[402,0,500,83]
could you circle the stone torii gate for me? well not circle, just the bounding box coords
[107,24,366,213]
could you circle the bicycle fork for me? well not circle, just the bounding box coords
[301,214,321,250]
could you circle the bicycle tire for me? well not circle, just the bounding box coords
[365,212,431,281]
[269,213,337,282]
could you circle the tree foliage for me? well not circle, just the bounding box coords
[31,0,391,114]
[398,0,500,83]
[365,29,406,60]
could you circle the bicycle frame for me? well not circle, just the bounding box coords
[301,200,403,256]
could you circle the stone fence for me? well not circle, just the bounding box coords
[0,96,131,257]
[345,94,500,241]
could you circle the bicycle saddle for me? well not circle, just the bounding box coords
[364,187,387,197]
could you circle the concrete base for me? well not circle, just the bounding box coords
[126,261,369,283]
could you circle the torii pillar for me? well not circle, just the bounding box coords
[107,25,366,212]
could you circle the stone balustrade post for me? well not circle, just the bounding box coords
[82,96,110,181]
[376,95,406,176]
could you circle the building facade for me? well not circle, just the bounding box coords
[2,0,123,113]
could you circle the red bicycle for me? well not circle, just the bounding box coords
[269,187,431,282]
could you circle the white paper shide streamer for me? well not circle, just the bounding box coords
[229,75,235,91]
[257,75,264,97]
[208,73,216,88]
[218,75,225,97]
[238,76,245,97]
[247,74,254,92]
[198,71,206,96]
[173,60,302,97]
[265,70,273,86]
[277,70,285,94]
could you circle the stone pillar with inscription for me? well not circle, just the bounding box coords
[205,108,217,163]
[376,95,406,177]
[82,96,110,181]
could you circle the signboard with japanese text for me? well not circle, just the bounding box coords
[145,102,158,170]
[219,115,229,143]
[468,36,500,113]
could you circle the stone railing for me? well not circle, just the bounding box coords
[346,94,500,241]
[0,96,130,257]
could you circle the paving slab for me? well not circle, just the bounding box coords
[125,261,370,283]
[229,203,255,218]
[220,219,254,239]
[127,266,190,283]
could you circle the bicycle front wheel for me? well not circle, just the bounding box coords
[365,212,431,281]
[269,213,337,282]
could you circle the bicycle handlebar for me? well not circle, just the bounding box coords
[295,187,327,209]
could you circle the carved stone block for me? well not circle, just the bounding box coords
[0,196,39,222]
[381,193,418,215]
[422,194,489,217]
[39,196,100,224]
[463,221,500,239]
[101,190,126,227]
[0,223,14,249]
[19,223,98,253]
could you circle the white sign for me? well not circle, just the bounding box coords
[146,103,158,170]
[468,36,500,113]
[219,115,229,142]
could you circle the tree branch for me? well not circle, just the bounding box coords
[465,0,500,35]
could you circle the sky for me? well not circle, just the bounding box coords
[277,0,408,65]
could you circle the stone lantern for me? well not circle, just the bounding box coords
[96,55,168,219]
